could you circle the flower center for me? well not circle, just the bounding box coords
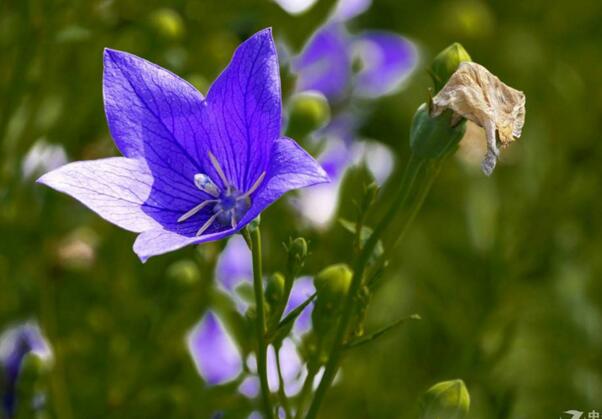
[177,151,265,236]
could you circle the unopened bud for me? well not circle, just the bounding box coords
[314,264,352,302]
[421,379,470,419]
[410,104,466,159]
[288,237,308,274]
[265,273,286,306]
[167,259,201,287]
[149,8,185,40]
[430,43,472,92]
[286,91,331,139]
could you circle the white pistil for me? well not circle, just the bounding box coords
[208,151,230,187]
[196,210,223,236]
[178,200,217,223]
[194,173,220,197]
[239,171,266,200]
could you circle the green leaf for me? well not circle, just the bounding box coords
[344,314,421,349]
[338,218,384,259]
[267,292,316,343]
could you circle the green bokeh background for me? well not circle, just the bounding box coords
[1,0,601,418]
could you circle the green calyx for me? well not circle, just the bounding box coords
[409,104,466,159]
[420,379,471,419]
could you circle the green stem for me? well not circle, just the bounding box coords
[294,367,317,419]
[250,226,275,419]
[275,345,293,418]
[39,276,74,419]
[304,155,427,419]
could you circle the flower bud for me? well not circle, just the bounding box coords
[265,272,286,307]
[167,259,201,287]
[287,237,308,275]
[312,264,353,337]
[409,104,466,159]
[420,379,470,419]
[313,264,352,302]
[150,8,185,40]
[430,43,472,92]
[286,91,331,139]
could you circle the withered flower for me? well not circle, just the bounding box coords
[431,62,526,175]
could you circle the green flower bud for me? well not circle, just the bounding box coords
[314,264,352,302]
[430,43,472,92]
[312,264,353,337]
[149,8,185,40]
[265,272,286,306]
[166,259,201,287]
[286,91,331,139]
[421,379,470,419]
[409,103,466,159]
[287,237,308,276]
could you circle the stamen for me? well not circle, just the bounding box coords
[239,171,266,200]
[196,211,223,236]
[231,215,237,229]
[194,174,220,197]
[208,151,230,187]
[177,200,217,223]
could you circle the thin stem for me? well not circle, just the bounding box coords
[294,368,317,419]
[249,226,275,419]
[39,277,74,419]
[304,155,426,419]
[275,346,293,418]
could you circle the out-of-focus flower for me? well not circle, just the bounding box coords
[215,235,252,292]
[55,227,98,270]
[21,139,67,180]
[0,322,52,418]
[295,135,394,227]
[273,0,319,15]
[187,312,242,385]
[293,0,417,102]
[38,29,328,262]
[431,61,526,175]
[284,277,315,335]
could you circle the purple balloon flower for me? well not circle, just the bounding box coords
[38,29,329,261]
[187,312,242,385]
[0,323,52,418]
[293,0,417,102]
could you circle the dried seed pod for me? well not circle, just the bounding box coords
[431,62,526,175]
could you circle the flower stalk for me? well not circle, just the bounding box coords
[248,224,275,419]
[304,104,467,419]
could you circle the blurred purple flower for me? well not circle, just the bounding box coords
[38,29,328,262]
[187,312,242,385]
[293,1,417,102]
[215,235,252,292]
[284,276,315,335]
[0,322,52,418]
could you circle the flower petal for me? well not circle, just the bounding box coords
[133,226,235,262]
[215,235,252,291]
[294,25,350,101]
[330,0,372,22]
[187,312,242,385]
[103,48,204,160]
[285,277,316,336]
[238,137,330,227]
[104,48,214,221]
[205,28,282,191]
[352,32,418,98]
[37,157,160,233]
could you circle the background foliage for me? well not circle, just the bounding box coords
[1,0,601,418]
